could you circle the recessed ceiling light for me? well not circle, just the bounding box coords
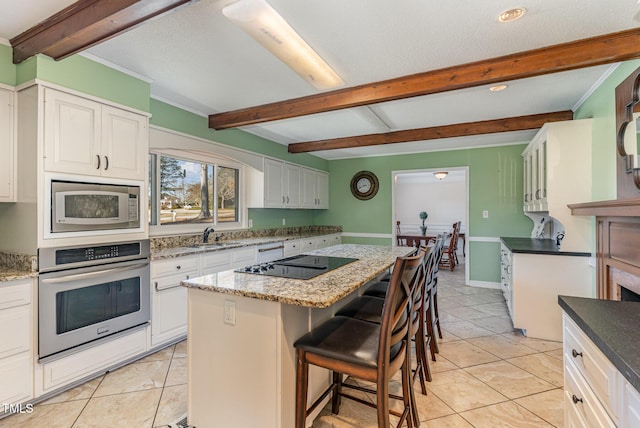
[498,7,527,23]
[490,84,509,92]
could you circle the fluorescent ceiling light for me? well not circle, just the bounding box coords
[223,0,344,90]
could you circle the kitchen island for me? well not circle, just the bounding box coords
[181,244,413,428]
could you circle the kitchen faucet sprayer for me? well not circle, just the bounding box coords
[203,227,215,243]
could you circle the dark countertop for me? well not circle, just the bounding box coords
[558,296,640,393]
[501,237,591,257]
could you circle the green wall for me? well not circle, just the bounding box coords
[0,44,15,85]
[314,144,532,283]
[574,60,640,201]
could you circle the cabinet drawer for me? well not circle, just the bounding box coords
[564,315,618,420]
[284,240,301,257]
[201,251,232,274]
[154,271,196,292]
[0,280,30,310]
[564,359,616,428]
[0,305,30,360]
[301,239,316,251]
[41,327,146,392]
[231,247,256,267]
[152,256,199,277]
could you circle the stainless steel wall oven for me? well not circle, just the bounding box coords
[38,240,150,361]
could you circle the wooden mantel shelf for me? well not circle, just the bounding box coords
[568,198,640,217]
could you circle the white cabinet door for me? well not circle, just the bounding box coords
[0,353,32,406]
[0,87,15,202]
[151,256,198,346]
[43,88,101,176]
[101,105,147,180]
[152,272,192,347]
[301,168,317,208]
[316,171,329,209]
[285,163,302,207]
[43,87,148,180]
[264,158,285,208]
[302,169,329,209]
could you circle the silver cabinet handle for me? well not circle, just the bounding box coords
[96,155,101,170]
[282,196,285,203]
[286,196,289,203]
[104,155,109,170]
[258,245,285,252]
[154,281,159,291]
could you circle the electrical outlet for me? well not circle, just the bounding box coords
[282,218,286,226]
[248,219,253,228]
[224,300,236,325]
[482,210,489,218]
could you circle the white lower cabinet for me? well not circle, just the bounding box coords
[0,279,33,410]
[37,327,147,394]
[151,255,198,347]
[563,313,640,427]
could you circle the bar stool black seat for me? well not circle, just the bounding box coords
[293,252,424,428]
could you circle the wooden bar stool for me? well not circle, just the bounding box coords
[294,252,424,428]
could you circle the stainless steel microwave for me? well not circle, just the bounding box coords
[51,179,140,233]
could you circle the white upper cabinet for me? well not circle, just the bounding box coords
[301,167,329,209]
[253,159,327,209]
[522,119,591,213]
[43,88,148,181]
[0,86,15,202]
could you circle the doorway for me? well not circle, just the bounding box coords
[392,167,469,282]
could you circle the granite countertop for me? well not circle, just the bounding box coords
[181,244,414,308]
[558,296,640,393]
[0,252,38,282]
[0,269,38,282]
[501,237,591,257]
[151,232,337,260]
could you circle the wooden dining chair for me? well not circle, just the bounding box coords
[294,252,424,428]
[439,222,460,271]
[395,221,407,246]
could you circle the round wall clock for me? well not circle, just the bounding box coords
[350,170,379,200]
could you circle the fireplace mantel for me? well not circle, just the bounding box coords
[570,198,640,299]
[568,198,640,217]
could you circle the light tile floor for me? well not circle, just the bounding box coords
[311,261,565,428]
[0,259,565,427]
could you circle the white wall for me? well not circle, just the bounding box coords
[394,171,466,234]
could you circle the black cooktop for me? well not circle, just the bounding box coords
[236,254,358,280]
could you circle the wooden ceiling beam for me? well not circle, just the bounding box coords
[10,0,194,64]
[287,111,574,153]
[209,28,640,130]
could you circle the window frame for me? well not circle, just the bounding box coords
[148,149,247,236]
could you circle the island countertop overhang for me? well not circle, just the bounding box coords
[180,244,415,308]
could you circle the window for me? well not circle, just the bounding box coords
[149,152,244,232]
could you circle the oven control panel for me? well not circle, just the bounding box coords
[39,240,151,273]
[56,242,141,265]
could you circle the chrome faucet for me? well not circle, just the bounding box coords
[555,232,565,247]
[203,227,215,243]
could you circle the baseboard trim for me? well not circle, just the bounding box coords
[467,280,501,290]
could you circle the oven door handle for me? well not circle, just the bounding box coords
[40,263,149,284]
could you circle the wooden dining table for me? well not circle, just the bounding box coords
[396,232,466,256]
